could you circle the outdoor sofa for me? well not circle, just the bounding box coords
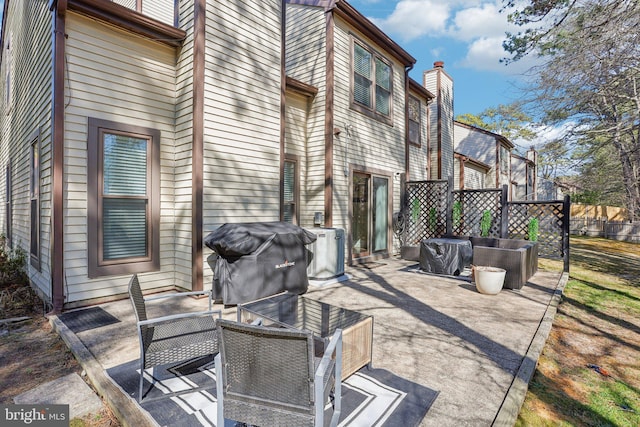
[412,235,538,290]
[468,236,538,290]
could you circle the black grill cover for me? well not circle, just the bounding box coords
[204,222,317,305]
[419,238,473,276]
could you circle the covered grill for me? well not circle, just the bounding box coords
[204,222,317,305]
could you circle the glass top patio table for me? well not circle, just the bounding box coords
[237,292,373,379]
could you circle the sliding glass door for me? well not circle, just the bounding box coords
[352,172,389,259]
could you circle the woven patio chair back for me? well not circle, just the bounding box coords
[128,274,221,402]
[129,274,148,322]
[215,318,342,427]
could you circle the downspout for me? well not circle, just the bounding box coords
[50,0,67,313]
[455,153,466,190]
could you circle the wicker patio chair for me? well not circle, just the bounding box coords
[471,239,538,290]
[215,319,342,427]
[128,274,222,402]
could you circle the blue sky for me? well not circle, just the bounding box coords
[349,0,540,117]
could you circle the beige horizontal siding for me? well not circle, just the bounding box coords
[454,123,497,168]
[202,0,282,228]
[110,0,175,26]
[286,5,326,86]
[0,1,53,300]
[173,0,196,288]
[285,92,308,225]
[332,18,406,235]
[141,0,175,26]
[62,13,178,303]
[465,164,486,189]
[285,4,327,228]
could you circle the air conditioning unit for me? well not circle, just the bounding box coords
[307,228,345,280]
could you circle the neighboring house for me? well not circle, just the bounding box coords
[537,178,564,201]
[454,120,516,195]
[453,152,491,191]
[454,120,537,199]
[539,176,577,201]
[510,149,537,201]
[284,0,436,263]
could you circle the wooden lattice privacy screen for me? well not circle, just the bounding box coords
[399,180,449,245]
[397,179,570,269]
[452,189,503,238]
[508,201,567,259]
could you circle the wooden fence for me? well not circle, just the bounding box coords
[570,217,640,243]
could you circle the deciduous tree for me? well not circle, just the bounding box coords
[503,0,640,219]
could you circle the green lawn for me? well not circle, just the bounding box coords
[516,237,640,426]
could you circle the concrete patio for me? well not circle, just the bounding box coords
[50,257,567,427]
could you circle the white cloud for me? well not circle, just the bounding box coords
[459,37,510,71]
[529,122,577,147]
[458,35,541,75]
[368,0,451,42]
[449,3,510,41]
[366,0,541,75]
[430,47,444,58]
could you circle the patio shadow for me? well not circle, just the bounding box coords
[343,267,535,375]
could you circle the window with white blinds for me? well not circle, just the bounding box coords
[408,95,421,145]
[283,159,297,224]
[375,57,390,116]
[102,133,148,260]
[351,39,393,122]
[30,131,40,270]
[354,43,372,108]
[88,118,160,277]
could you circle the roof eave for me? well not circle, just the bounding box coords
[409,78,435,100]
[286,76,319,98]
[454,120,516,149]
[68,0,186,47]
[334,1,415,67]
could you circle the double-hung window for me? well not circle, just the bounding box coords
[408,95,421,146]
[5,161,11,248]
[283,157,298,225]
[30,130,40,270]
[4,34,12,110]
[500,145,510,175]
[88,118,160,278]
[352,39,393,123]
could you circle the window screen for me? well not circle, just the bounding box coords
[102,133,149,260]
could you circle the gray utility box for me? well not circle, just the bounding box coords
[306,228,345,280]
